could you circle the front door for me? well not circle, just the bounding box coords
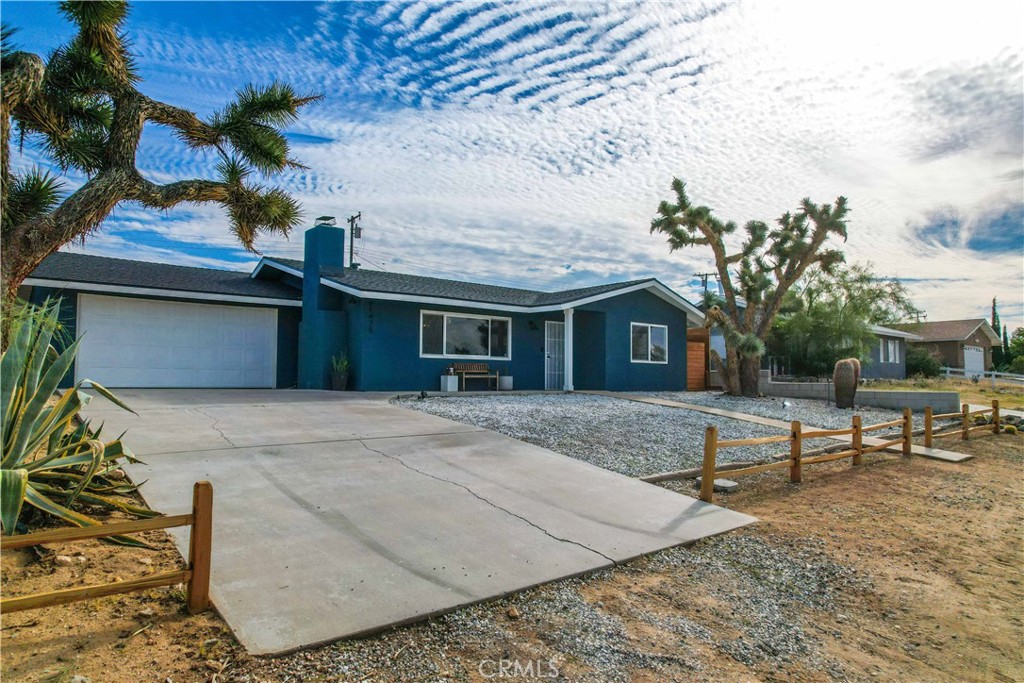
[545,321,565,390]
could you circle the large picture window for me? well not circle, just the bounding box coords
[631,322,668,363]
[420,311,511,359]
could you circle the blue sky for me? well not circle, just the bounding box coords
[5,1,1023,327]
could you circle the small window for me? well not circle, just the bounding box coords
[420,311,511,360]
[887,339,898,363]
[631,323,668,363]
[422,314,444,355]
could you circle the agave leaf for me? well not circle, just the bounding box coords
[84,380,136,415]
[24,486,152,548]
[1,315,33,427]
[7,338,80,464]
[33,483,159,518]
[22,304,60,398]
[23,386,83,455]
[0,468,29,533]
[1,385,27,468]
[64,439,104,507]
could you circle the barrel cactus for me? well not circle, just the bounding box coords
[833,358,860,409]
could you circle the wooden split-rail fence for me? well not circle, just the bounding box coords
[924,401,1001,446]
[0,481,213,615]
[699,400,1003,503]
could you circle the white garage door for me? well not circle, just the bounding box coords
[76,294,277,388]
[963,345,985,375]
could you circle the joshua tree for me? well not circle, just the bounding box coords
[1,1,321,306]
[652,178,849,397]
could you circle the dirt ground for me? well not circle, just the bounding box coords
[2,432,1021,683]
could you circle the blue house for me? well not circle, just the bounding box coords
[23,223,704,392]
[862,324,921,380]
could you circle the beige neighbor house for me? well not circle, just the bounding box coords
[891,319,1000,374]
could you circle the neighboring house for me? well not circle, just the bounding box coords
[23,223,704,392]
[890,319,1000,374]
[861,324,922,380]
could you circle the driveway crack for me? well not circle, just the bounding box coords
[357,440,617,565]
[195,408,238,448]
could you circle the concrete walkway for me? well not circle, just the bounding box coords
[586,392,973,463]
[81,389,755,655]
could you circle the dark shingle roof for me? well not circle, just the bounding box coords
[29,252,301,302]
[890,319,997,343]
[268,257,659,308]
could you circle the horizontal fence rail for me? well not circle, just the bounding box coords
[941,367,1024,386]
[698,400,1005,503]
[0,481,213,616]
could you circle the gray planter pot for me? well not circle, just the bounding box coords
[331,371,349,391]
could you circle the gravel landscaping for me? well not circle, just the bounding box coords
[397,393,799,477]
[396,392,914,478]
[641,391,907,430]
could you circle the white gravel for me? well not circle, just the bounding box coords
[398,393,803,477]
[641,391,907,430]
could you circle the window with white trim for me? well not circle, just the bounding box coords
[420,311,511,359]
[631,323,668,363]
[879,338,899,363]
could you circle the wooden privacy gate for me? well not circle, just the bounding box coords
[0,481,213,615]
[686,329,709,391]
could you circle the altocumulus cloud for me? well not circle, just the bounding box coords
[5,0,1023,323]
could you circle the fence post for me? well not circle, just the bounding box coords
[992,399,1000,435]
[700,426,717,503]
[961,403,969,441]
[902,408,912,456]
[187,481,214,615]
[924,406,933,448]
[790,420,802,483]
[852,415,862,466]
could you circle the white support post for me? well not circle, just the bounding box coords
[563,307,574,391]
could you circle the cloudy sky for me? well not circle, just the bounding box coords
[6,1,1023,327]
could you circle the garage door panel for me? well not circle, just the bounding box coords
[77,294,277,388]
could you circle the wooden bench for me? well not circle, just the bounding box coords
[450,362,500,391]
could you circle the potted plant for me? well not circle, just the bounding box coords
[331,353,350,390]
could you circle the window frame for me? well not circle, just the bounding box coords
[879,338,900,363]
[630,322,669,364]
[419,309,513,361]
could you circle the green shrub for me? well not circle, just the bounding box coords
[906,345,941,378]
[1009,355,1024,376]
[1004,425,1018,435]
[1,300,155,542]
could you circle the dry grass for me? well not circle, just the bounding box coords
[867,376,1024,410]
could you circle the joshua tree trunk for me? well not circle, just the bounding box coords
[739,356,761,397]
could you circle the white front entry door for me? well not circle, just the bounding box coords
[544,321,565,390]
[76,294,278,388]
[963,345,985,374]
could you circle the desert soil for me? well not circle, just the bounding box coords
[2,432,1021,683]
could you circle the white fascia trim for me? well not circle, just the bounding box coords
[23,278,302,307]
[320,276,705,320]
[252,257,304,280]
[869,325,922,341]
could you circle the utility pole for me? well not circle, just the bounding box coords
[347,212,362,269]
[908,307,927,323]
[693,272,716,295]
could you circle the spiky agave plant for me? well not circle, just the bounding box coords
[1,299,156,543]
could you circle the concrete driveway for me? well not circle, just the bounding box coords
[82,389,755,655]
